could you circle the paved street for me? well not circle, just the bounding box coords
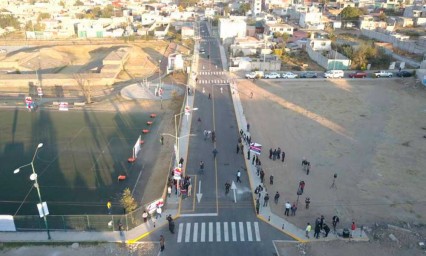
[139,21,293,255]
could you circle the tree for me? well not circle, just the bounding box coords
[239,3,251,15]
[59,0,65,7]
[73,73,93,103]
[38,13,51,21]
[74,0,84,6]
[340,7,363,21]
[0,14,20,29]
[120,188,138,213]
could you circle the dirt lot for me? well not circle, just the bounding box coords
[0,41,168,80]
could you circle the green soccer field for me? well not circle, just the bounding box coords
[0,108,152,215]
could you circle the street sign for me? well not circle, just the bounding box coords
[37,87,43,96]
[36,202,49,218]
[196,180,203,203]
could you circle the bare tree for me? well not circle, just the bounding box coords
[73,72,93,103]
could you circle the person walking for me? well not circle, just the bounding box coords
[247,149,250,160]
[314,224,321,239]
[272,149,277,160]
[305,223,312,238]
[107,200,112,214]
[236,144,240,154]
[160,136,164,145]
[167,186,172,197]
[250,91,253,99]
[269,148,273,159]
[236,170,242,183]
[281,151,285,162]
[306,161,311,175]
[159,235,165,252]
[247,123,250,132]
[284,201,291,216]
[118,222,124,236]
[252,155,256,165]
[270,175,274,185]
[259,169,265,183]
[274,191,280,204]
[208,93,211,99]
[332,215,340,232]
[212,148,218,159]
[225,181,231,194]
[211,131,216,142]
[263,193,269,207]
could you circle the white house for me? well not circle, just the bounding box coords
[309,38,331,51]
[252,0,262,16]
[265,23,294,36]
[167,53,184,73]
[181,26,195,39]
[299,6,323,28]
[218,18,246,42]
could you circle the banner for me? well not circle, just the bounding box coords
[250,142,262,155]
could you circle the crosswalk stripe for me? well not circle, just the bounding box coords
[193,223,198,242]
[224,222,229,242]
[209,222,213,242]
[177,223,184,243]
[216,222,221,242]
[185,223,191,242]
[201,222,206,242]
[254,222,261,241]
[231,222,237,241]
[239,222,245,242]
[246,222,253,242]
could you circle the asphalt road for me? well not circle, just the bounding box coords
[140,21,294,256]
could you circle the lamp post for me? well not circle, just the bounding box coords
[13,143,51,240]
[172,107,198,165]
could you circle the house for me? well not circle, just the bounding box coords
[181,26,195,39]
[299,6,323,28]
[309,38,331,51]
[252,0,262,16]
[218,18,246,43]
[205,8,216,18]
[230,36,273,57]
[265,23,294,36]
[359,15,387,30]
[167,53,184,74]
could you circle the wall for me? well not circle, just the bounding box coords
[361,29,426,55]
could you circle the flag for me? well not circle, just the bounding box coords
[250,143,262,155]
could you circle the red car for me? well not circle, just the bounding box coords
[349,71,367,78]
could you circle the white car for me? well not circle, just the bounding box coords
[281,72,298,79]
[264,72,280,79]
[324,70,344,78]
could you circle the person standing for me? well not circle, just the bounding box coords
[236,170,241,183]
[199,161,205,173]
[270,175,274,185]
[159,235,165,252]
[263,193,269,207]
[269,148,273,159]
[305,223,312,238]
[291,203,297,216]
[250,91,253,99]
[320,215,325,229]
[274,191,280,204]
[252,155,256,165]
[314,223,321,239]
[156,206,162,219]
[284,201,291,216]
[118,222,124,236]
[142,211,148,223]
[332,215,340,232]
[212,148,218,158]
[188,183,192,197]
[281,151,285,162]
[247,149,250,160]
[236,144,240,154]
[208,93,211,99]
[305,197,310,209]
[323,223,330,237]
[247,123,250,132]
[351,221,356,238]
[260,170,265,183]
[160,136,164,145]
[272,149,277,160]
[107,200,112,215]
[167,186,172,197]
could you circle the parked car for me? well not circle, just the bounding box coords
[281,72,298,79]
[199,48,205,54]
[396,71,412,77]
[349,71,367,78]
[324,70,344,78]
[299,71,317,78]
[245,71,264,79]
[264,72,281,79]
[374,70,393,78]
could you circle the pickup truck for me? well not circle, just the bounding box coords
[374,70,393,78]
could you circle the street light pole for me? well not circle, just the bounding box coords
[173,107,198,165]
[14,143,51,240]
